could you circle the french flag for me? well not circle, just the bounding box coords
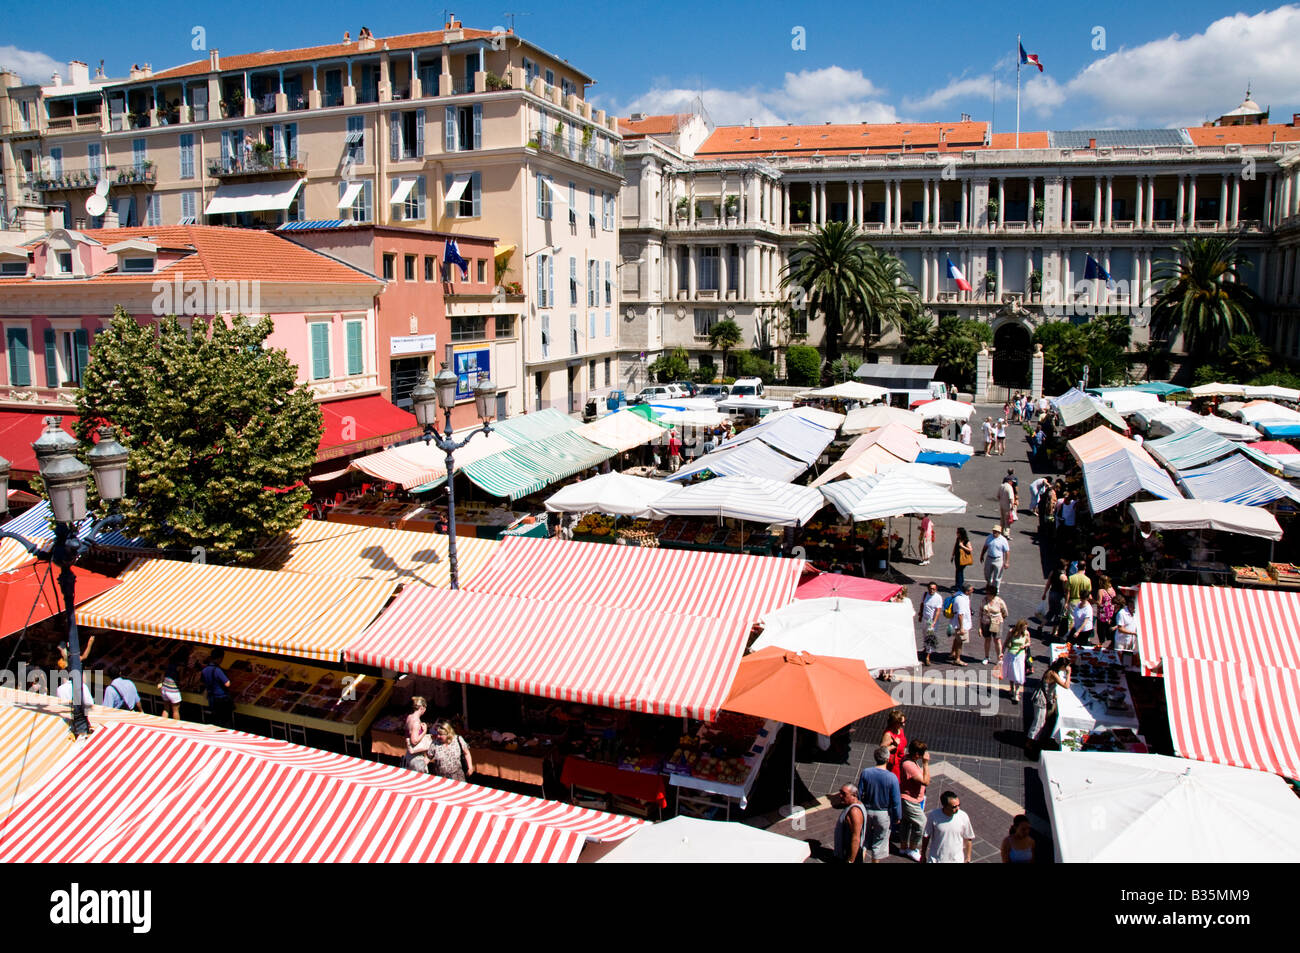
[1020,42,1043,72]
[947,255,972,292]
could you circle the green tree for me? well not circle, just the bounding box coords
[852,248,920,359]
[1151,236,1260,361]
[780,221,875,365]
[784,345,822,386]
[827,356,858,383]
[75,308,319,563]
[899,311,938,366]
[649,346,690,383]
[930,317,991,388]
[733,350,775,380]
[707,318,744,373]
[1221,333,1271,381]
[1034,316,1130,393]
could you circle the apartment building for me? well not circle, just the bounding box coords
[0,18,624,418]
[618,94,1300,391]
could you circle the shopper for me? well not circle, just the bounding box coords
[1001,815,1036,864]
[921,791,976,863]
[898,741,930,862]
[1002,619,1031,704]
[200,649,234,728]
[403,697,432,774]
[667,429,683,472]
[959,419,972,446]
[951,527,973,592]
[919,582,944,666]
[406,696,429,749]
[1112,596,1138,661]
[832,784,867,863]
[856,746,902,863]
[880,709,907,784]
[104,666,142,712]
[980,583,1009,666]
[950,583,973,666]
[427,719,474,782]
[981,417,994,455]
[996,418,1007,455]
[998,476,1016,529]
[1037,480,1057,546]
[1095,575,1117,646]
[980,525,1010,591]
[157,649,187,720]
[1069,592,1097,646]
[917,514,935,566]
[1041,557,1069,640]
[1025,657,1072,757]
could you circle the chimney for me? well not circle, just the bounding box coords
[103,207,120,228]
[68,61,89,86]
[209,49,220,71]
[1088,137,1097,149]
[960,112,971,122]
[75,217,87,231]
[1292,112,1300,126]
[95,59,105,79]
[51,72,62,87]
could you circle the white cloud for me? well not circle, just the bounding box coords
[0,46,64,85]
[904,75,994,113]
[1062,5,1300,127]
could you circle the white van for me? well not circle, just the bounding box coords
[729,377,766,398]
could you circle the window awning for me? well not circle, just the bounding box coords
[344,129,363,145]
[204,178,304,215]
[389,177,416,206]
[460,431,616,501]
[0,411,78,476]
[493,243,516,261]
[317,394,421,462]
[443,176,471,204]
[344,588,749,721]
[74,558,399,662]
[336,181,364,209]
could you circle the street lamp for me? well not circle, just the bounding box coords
[0,419,128,738]
[412,365,497,590]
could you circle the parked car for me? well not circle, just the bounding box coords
[671,381,699,397]
[629,385,677,404]
[698,384,730,400]
[606,390,627,411]
[729,377,766,398]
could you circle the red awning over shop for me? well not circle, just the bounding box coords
[0,412,78,476]
[0,563,121,640]
[1135,583,1300,676]
[316,395,421,462]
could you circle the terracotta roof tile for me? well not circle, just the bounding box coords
[698,121,990,157]
[1185,123,1300,146]
[986,131,1050,149]
[618,114,691,137]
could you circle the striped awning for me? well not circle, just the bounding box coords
[1134,582,1300,674]
[717,411,839,465]
[1081,448,1182,514]
[251,519,498,587]
[649,476,827,526]
[465,536,804,628]
[669,439,809,484]
[345,588,748,720]
[1052,388,1128,431]
[1146,425,1239,471]
[1177,453,1300,507]
[0,720,639,862]
[489,408,580,446]
[575,409,668,454]
[819,470,967,522]
[0,702,75,820]
[461,431,616,500]
[74,558,399,662]
[810,425,921,487]
[1165,658,1300,779]
[351,431,515,490]
[1068,426,1154,466]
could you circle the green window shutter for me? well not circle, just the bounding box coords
[43,328,58,386]
[310,323,331,380]
[346,321,364,376]
[74,329,89,384]
[6,328,30,386]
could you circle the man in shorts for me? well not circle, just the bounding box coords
[856,746,902,863]
[918,582,944,665]
[950,583,973,666]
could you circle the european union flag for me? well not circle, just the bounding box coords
[1084,254,1114,287]
[444,239,470,280]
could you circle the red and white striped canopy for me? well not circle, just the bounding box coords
[344,587,749,721]
[464,536,803,630]
[1135,583,1300,675]
[1165,658,1300,779]
[0,720,640,862]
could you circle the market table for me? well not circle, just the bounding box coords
[1049,646,1142,746]
[669,718,779,817]
[561,756,668,814]
[471,747,551,788]
[328,499,415,528]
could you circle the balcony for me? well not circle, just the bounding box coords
[529,129,624,176]
[207,152,308,178]
[32,169,99,191]
[114,165,157,185]
[45,114,103,135]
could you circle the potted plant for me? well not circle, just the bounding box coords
[791,201,809,223]
[252,141,273,166]
[1033,197,1045,224]
[724,195,739,220]
[676,196,690,220]
[986,196,999,221]
[581,125,593,150]
[984,271,997,292]
[1029,269,1043,294]
[554,121,563,143]
[485,71,509,91]
[695,200,704,218]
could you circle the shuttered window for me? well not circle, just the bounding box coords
[6,328,31,386]
[345,320,364,376]
[309,323,331,380]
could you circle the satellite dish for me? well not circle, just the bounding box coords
[94,178,110,197]
[85,193,108,217]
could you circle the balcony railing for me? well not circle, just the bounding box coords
[529,129,624,176]
[46,114,103,134]
[114,166,157,185]
[253,93,278,115]
[33,170,99,191]
[207,152,308,178]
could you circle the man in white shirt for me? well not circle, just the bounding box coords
[922,791,975,863]
[959,420,972,446]
[949,584,973,666]
[1069,593,1096,646]
[55,672,95,706]
[1112,595,1137,658]
[918,582,945,665]
[981,417,994,455]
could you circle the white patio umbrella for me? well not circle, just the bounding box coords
[872,460,954,488]
[1039,751,1300,863]
[797,381,890,403]
[544,471,676,518]
[1189,382,1246,397]
[595,816,810,863]
[820,470,967,522]
[753,598,921,671]
[842,404,924,434]
[1243,384,1300,403]
[649,476,827,526]
[915,398,976,421]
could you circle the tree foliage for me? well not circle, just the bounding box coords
[784,345,822,386]
[780,221,876,364]
[649,346,690,382]
[1033,315,1132,394]
[707,318,744,369]
[732,350,776,380]
[1151,236,1260,360]
[931,317,992,388]
[1188,333,1282,386]
[75,308,320,563]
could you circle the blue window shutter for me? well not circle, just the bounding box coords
[221,130,231,162]
[416,176,426,219]
[471,172,481,217]
[445,106,457,152]
[537,256,545,306]
[6,329,30,387]
[311,323,330,380]
[390,111,400,160]
[547,255,554,307]
[73,329,89,384]
[415,109,425,156]
[473,104,482,149]
[536,173,543,218]
[43,328,58,386]
[589,310,596,340]
[444,173,454,217]
[346,321,364,375]
[605,311,611,337]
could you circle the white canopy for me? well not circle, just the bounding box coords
[874,461,954,488]
[1133,404,1260,441]
[753,598,921,671]
[1095,389,1161,414]
[915,398,976,421]
[649,398,726,412]
[650,408,726,429]
[764,406,846,430]
[649,476,826,526]
[204,178,304,215]
[1235,401,1300,426]
[1243,384,1300,402]
[545,471,676,518]
[595,816,810,864]
[797,381,890,403]
[575,410,667,453]
[1190,382,1246,397]
[716,397,794,413]
[918,437,975,458]
[1128,499,1283,540]
[842,404,923,434]
[1039,751,1300,863]
[820,470,967,522]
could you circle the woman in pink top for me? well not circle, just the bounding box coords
[898,740,930,862]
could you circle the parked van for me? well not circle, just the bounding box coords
[729,377,766,398]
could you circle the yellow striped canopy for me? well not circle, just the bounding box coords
[75,558,398,662]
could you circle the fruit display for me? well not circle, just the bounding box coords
[1270,562,1300,587]
[1233,565,1276,586]
[574,513,616,536]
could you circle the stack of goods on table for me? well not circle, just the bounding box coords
[1057,645,1145,752]
[616,518,660,548]
[1270,562,1300,588]
[1061,726,1148,753]
[663,712,767,787]
[1233,564,1276,586]
[573,512,617,542]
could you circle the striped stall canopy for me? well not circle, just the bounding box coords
[251,519,498,587]
[1134,583,1300,674]
[489,407,580,446]
[1165,658,1300,779]
[74,558,399,662]
[766,406,846,430]
[810,444,911,487]
[0,721,632,862]
[1052,388,1126,430]
[819,470,967,522]
[1080,448,1182,514]
[0,702,75,819]
[1145,425,1240,471]
[716,410,839,465]
[1235,400,1300,426]
[648,476,828,527]
[1067,426,1153,466]
[350,431,515,490]
[667,439,809,484]
[1176,453,1300,507]
[461,431,616,501]
[345,588,748,720]
[575,409,668,454]
[464,536,804,627]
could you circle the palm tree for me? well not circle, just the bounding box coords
[780,221,875,365]
[1151,236,1260,360]
[855,249,920,359]
[707,318,743,375]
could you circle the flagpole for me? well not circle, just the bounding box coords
[1015,33,1021,150]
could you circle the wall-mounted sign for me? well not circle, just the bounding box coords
[453,344,491,401]
[391,333,438,356]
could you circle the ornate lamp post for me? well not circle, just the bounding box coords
[0,419,128,737]
[411,365,497,590]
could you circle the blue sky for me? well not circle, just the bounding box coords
[3,1,1299,130]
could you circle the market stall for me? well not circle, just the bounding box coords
[667,439,810,484]
[819,470,967,523]
[752,598,920,672]
[649,476,826,527]
[1129,499,1283,540]
[1080,447,1183,515]
[795,381,889,405]
[1175,452,1300,507]
[841,404,923,434]
[1048,645,1143,752]
[915,437,974,468]
[544,471,676,518]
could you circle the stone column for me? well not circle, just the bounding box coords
[846,179,855,224]
[782,183,790,227]
[1132,176,1141,228]
[857,181,865,224]
[1147,175,1156,226]
[1176,176,1186,226]
[687,246,697,297]
[809,181,818,224]
[1263,173,1273,228]
[1230,175,1240,226]
[1027,177,1036,228]
[920,247,929,300]
[688,174,696,226]
[997,178,1005,229]
[922,178,931,230]
[1188,177,1198,226]
[1106,176,1115,228]
[719,244,729,299]
[746,245,758,299]
[1219,175,1229,229]
[1030,343,1044,399]
[975,346,992,403]
[896,180,904,228]
[1064,178,1073,228]
[884,179,892,231]
[996,247,1004,298]
[961,179,969,229]
[934,180,942,227]
[669,247,679,298]
[1094,178,1102,229]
